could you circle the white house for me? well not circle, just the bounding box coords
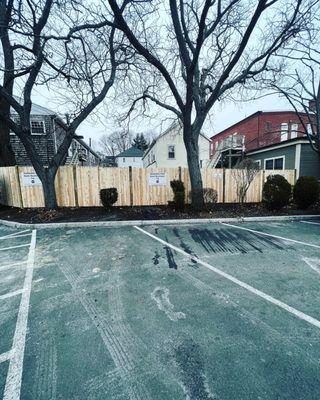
[142,122,211,168]
[115,146,144,168]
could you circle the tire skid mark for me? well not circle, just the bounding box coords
[32,335,57,400]
[59,262,151,400]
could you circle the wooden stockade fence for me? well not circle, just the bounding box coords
[0,166,296,208]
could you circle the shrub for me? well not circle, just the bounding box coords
[189,188,218,204]
[293,176,320,209]
[100,188,118,208]
[170,180,185,209]
[262,175,291,210]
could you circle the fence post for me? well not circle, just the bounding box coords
[178,166,182,181]
[73,165,79,207]
[129,166,133,206]
[222,168,226,203]
[15,166,24,208]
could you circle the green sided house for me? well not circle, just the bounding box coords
[246,137,320,180]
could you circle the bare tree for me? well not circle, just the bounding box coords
[108,0,311,208]
[268,14,320,156]
[0,0,128,208]
[99,129,133,156]
[232,159,260,204]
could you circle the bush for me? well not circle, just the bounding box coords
[170,180,185,209]
[189,188,218,204]
[100,188,118,208]
[262,175,291,210]
[293,176,320,209]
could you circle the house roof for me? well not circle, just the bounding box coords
[116,146,144,158]
[211,110,309,140]
[246,136,309,154]
[11,96,56,115]
[143,121,211,159]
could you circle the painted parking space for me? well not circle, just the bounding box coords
[1,221,320,399]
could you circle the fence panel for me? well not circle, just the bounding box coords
[19,166,45,208]
[132,167,180,206]
[99,167,131,206]
[0,166,22,207]
[0,166,297,208]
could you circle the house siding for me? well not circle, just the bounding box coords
[143,124,211,168]
[117,156,143,168]
[247,145,296,170]
[300,144,320,180]
[10,114,57,166]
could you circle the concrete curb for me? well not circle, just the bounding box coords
[0,214,319,229]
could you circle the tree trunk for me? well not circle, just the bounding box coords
[183,124,204,210]
[41,168,58,209]
[0,118,16,166]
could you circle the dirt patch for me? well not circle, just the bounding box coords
[0,203,319,224]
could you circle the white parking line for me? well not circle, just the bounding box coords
[221,222,320,249]
[0,349,14,364]
[0,289,24,301]
[301,220,320,226]
[0,233,32,241]
[0,243,30,252]
[0,230,31,240]
[0,261,28,273]
[135,226,320,329]
[3,229,37,400]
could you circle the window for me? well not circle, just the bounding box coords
[307,123,313,135]
[280,123,288,141]
[264,156,285,170]
[123,158,125,163]
[30,119,45,134]
[199,160,203,168]
[265,121,272,132]
[168,145,175,159]
[291,123,298,139]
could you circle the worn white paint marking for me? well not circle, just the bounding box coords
[151,287,186,321]
[135,226,320,329]
[0,289,24,301]
[221,222,320,249]
[0,261,28,273]
[0,349,14,364]
[0,243,30,252]
[0,230,31,240]
[303,258,320,275]
[0,233,32,241]
[301,220,320,226]
[3,229,37,400]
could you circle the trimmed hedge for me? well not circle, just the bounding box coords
[170,180,185,209]
[100,188,118,208]
[262,175,291,210]
[293,176,320,209]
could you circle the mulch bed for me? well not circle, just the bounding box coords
[0,203,319,224]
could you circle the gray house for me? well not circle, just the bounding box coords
[10,101,100,166]
[246,137,320,180]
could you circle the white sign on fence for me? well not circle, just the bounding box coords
[213,171,223,179]
[20,172,42,187]
[148,172,167,186]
